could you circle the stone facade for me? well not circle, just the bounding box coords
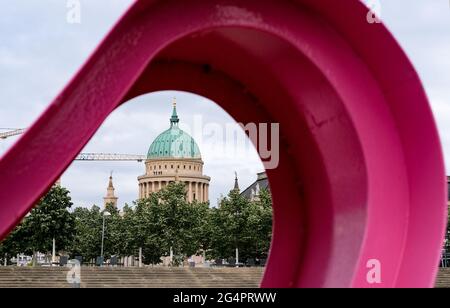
[138,157,210,202]
[103,175,118,207]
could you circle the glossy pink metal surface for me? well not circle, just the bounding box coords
[0,0,447,287]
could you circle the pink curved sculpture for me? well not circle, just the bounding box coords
[0,0,447,287]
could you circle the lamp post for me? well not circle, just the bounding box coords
[100,211,111,259]
[234,208,241,267]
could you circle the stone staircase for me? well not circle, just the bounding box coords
[435,268,450,288]
[0,267,449,288]
[0,267,264,288]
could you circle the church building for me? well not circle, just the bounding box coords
[137,101,210,202]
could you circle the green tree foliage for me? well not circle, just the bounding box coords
[210,188,272,261]
[25,185,75,256]
[102,203,125,258]
[246,189,272,259]
[70,205,103,261]
[0,185,75,264]
[130,194,167,264]
[157,183,208,264]
[0,223,28,265]
[1,181,273,266]
[129,183,211,265]
[70,204,126,261]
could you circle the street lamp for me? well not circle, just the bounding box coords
[234,209,241,267]
[100,211,111,259]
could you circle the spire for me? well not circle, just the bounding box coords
[234,171,240,191]
[108,171,114,188]
[104,172,118,208]
[170,97,179,127]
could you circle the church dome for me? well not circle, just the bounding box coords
[147,102,201,159]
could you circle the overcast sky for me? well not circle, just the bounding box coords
[0,1,449,208]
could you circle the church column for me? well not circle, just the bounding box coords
[144,182,148,198]
[195,182,199,201]
[199,183,203,202]
[139,183,142,199]
[203,183,206,202]
[202,183,206,202]
[188,182,192,202]
[158,181,162,191]
[206,185,209,201]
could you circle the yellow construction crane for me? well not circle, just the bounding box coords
[0,128,146,162]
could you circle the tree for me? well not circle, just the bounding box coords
[2,181,274,267]
[125,182,212,266]
[209,188,273,262]
[0,223,28,265]
[210,188,251,261]
[70,204,124,262]
[157,182,208,265]
[22,185,75,263]
[0,185,75,265]
[70,205,103,261]
[129,195,167,265]
[245,189,272,259]
[116,203,137,258]
[194,201,213,259]
[102,203,124,259]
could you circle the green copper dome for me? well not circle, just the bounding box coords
[147,103,201,159]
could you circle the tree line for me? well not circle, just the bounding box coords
[0,182,272,266]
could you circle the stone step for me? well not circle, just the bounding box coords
[0,267,449,288]
[0,267,264,288]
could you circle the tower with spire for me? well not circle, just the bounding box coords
[138,99,210,202]
[170,97,179,127]
[104,172,118,208]
[234,171,240,191]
